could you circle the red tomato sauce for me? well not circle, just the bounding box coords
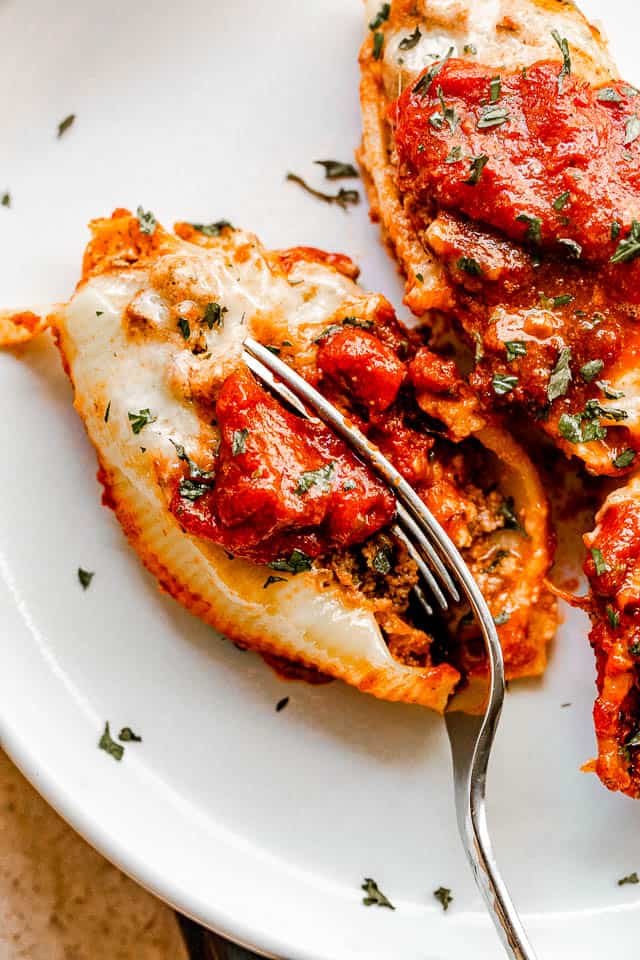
[392,59,640,271]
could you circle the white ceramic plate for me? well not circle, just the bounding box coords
[2,1,640,957]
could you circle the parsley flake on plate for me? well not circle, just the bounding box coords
[118,727,142,742]
[57,113,75,138]
[98,722,124,762]
[286,173,359,210]
[434,886,453,911]
[362,878,395,910]
[77,567,94,590]
[314,160,358,179]
[128,408,157,435]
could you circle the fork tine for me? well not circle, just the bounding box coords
[392,523,446,611]
[395,504,460,604]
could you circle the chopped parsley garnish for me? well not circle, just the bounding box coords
[580,359,604,382]
[1,192,10,208]
[314,317,373,342]
[465,154,489,185]
[171,440,214,482]
[540,293,574,308]
[177,317,190,339]
[591,547,608,576]
[463,44,477,55]
[232,428,249,456]
[583,399,627,421]
[477,105,510,129]
[558,238,582,259]
[553,191,570,210]
[505,341,527,362]
[558,413,583,444]
[343,479,357,491]
[276,696,290,712]
[98,722,124,762]
[607,605,620,629]
[630,642,640,656]
[78,568,94,590]
[484,548,509,572]
[611,220,640,263]
[314,160,358,179]
[399,26,421,50]
[625,115,640,146]
[203,301,227,329]
[416,273,424,282]
[611,221,621,241]
[494,611,510,625]
[269,549,313,574]
[368,3,390,29]
[597,87,623,103]
[457,256,483,276]
[516,214,542,244]
[492,372,518,395]
[547,346,572,402]
[373,31,384,59]
[57,113,75,138]
[190,220,234,237]
[372,544,393,575]
[445,146,463,163]
[128,408,156,435]
[413,47,454,96]
[295,462,335,496]
[136,206,156,235]
[489,76,501,102]
[498,497,527,536]
[286,173,359,210]
[118,727,142,742]
[179,477,212,501]
[362,878,395,910]
[104,400,111,423]
[618,872,640,886]
[551,30,571,91]
[264,575,288,588]
[614,449,636,469]
[433,886,453,911]
[436,85,459,132]
[596,380,624,399]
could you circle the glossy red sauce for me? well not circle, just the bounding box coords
[392,60,640,271]
[171,365,396,565]
[586,497,640,602]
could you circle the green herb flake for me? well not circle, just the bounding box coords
[505,340,527,362]
[597,380,625,400]
[179,477,212,501]
[516,214,542,245]
[484,548,509,572]
[136,206,157,235]
[463,44,477,55]
[553,191,571,211]
[625,115,640,146]
[128,408,156,435]
[580,359,604,382]
[434,886,453,912]
[465,154,489,185]
[477,105,510,129]
[445,146,463,164]
[118,727,142,742]
[551,30,571,91]
[263,575,288,589]
[415,272,424,282]
[1,191,10,208]
[606,605,620,629]
[190,220,234,237]
[611,220,640,264]
[276,696,290,712]
[104,400,111,423]
[78,567,94,590]
[618,872,640,886]
[611,221,622,242]
[630,642,640,656]
[295,462,335,496]
[177,317,190,340]
[362,878,395,910]
[57,113,75,138]
[98,722,124,762]
[473,331,484,364]
[489,76,501,103]
[373,31,384,59]
[203,301,227,329]
[547,346,572,402]
[492,372,518,396]
[494,611,510,625]
[558,238,582,258]
[413,47,454,96]
[232,428,249,456]
[399,26,421,50]
[372,545,393,575]
[457,256,483,277]
[614,449,636,469]
[286,173,359,210]
[343,479,357,491]
[314,160,358,179]
[558,413,583,444]
[591,547,609,576]
[268,549,313,574]
[498,496,527,536]
[368,3,390,29]
[597,87,623,103]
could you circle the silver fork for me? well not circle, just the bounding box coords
[242,336,538,960]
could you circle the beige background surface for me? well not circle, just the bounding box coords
[0,749,188,960]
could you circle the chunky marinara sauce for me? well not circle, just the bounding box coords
[170,325,455,566]
[392,59,640,276]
